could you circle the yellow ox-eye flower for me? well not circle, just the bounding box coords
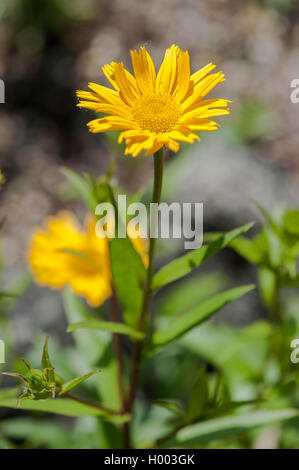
[77,44,230,157]
[27,212,148,307]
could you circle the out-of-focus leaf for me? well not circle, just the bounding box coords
[231,100,274,144]
[0,216,6,230]
[154,399,185,417]
[186,367,208,423]
[59,370,100,395]
[253,200,284,241]
[180,320,272,401]
[67,320,144,340]
[153,223,254,290]
[284,209,299,236]
[110,236,146,327]
[95,341,121,410]
[157,272,227,318]
[279,273,299,287]
[0,417,74,449]
[62,288,109,365]
[0,393,128,423]
[151,285,254,347]
[0,387,19,400]
[230,237,263,265]
[59,248,90,260]
[0,291,18,298]
[174,409,298,445]
[258,266,277,312]
[61,168,98,213]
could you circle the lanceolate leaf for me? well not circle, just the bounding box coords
[186,367,208,423]
[151,285,254,347]
[174,409,298,445]
[229,237,263,265]
[152,223,254,290]
[67,320,144,340]
[61,168,98,213]
[62,288,108,365]
[59,370,101,395]
[154,399,185,417]
[110,237,146,328]
[0,291,18,298]
[0,393,128,423]
[41,337,55,383]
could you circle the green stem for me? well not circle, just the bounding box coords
[65,392,123,415]
[128,147,164,417]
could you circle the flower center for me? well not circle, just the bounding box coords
[132,94,181,133]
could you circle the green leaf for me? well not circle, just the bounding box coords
[62,288,109,365]
[229,237,263,265]
[279,273,299,287]
[154,399,185,417]
[253,200,283,240]
[58,248,90,260]
[174,408,298,445]
[180,320,271,382]
[67,320,144,340]
[0,387,19,400]
[0,417,74,449]
[0,394,127,423]
[110,236,146,327]
[258,266,277,311]
[151,285,254,347]
[186,367,208,423]
[153,223,254,290]
[41,337,55,383]
[284,209,299,236]
[157,272,227,318]
[0,291,18,298]
[0,216,6,230]
[61,168,98,213]
[59,369,100,395]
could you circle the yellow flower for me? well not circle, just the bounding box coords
[77,44,230,157]
[27,212,148,307]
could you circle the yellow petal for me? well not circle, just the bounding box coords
[130,47,156,94]
[156,44,179,96]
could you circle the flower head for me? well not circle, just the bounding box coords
[27,211,148,307]
[77,44,230,157]
[28,212,112,307]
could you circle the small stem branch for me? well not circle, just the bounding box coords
[65,392,122,415]
[128,148,164,412]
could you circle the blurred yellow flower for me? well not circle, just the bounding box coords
[77,44,230,157]
[0,170,5,186]
[27,212,148,307]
